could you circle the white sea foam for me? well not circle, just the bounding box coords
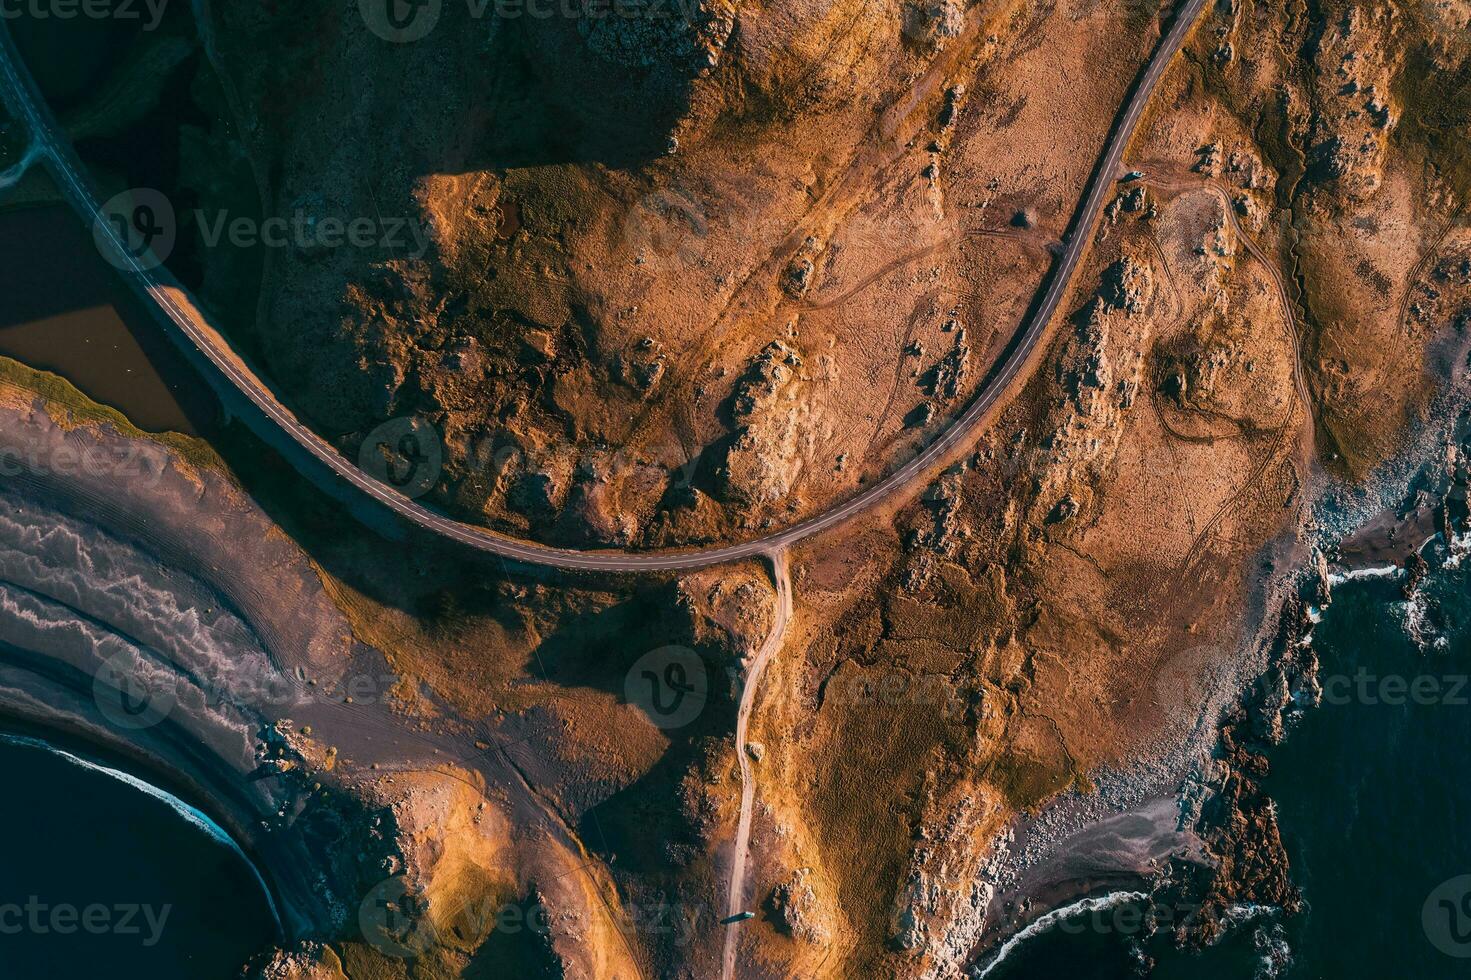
[1326,564,1404,588]
[1217,901,1277,932]
[1444,531,1471,570]
[1252,921,1294,979]
[971,891,1149,979]
[0,733,282,930]
[1399,577,1452,651]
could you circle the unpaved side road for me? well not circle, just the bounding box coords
[721,549,792,980]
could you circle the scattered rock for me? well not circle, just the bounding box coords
[1045,495,1078,525]
[768,868,829,944]
[1099,256,1154,315]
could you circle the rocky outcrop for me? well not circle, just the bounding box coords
[731,341,803,419]
[781,237,822,299]
[903,462,969,590]
[508,447,576,520]
[671,564,777,660]
[1099,255,1155,315]
[554,449,658,546]
[767,867,830,944]
[922,328,972,401]
[615,337,668,395]
[1304,6,1400,201]
[1174,599,1315,946]
[888,784,1001,978]
[901,0,964,52]
[1030,292,1149,527]
[577,0,737,73]
[249,943,347,980]
[718,341,812,511]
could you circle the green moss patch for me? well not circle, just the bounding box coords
[0,354,227,476]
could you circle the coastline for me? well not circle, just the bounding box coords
[0,371,424,943]
[0,730,283,929]
[962,328,1471,974]
[0,362,668,979]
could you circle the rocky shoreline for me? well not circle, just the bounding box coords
[5,306,1463,978]
[963,361,1471,974]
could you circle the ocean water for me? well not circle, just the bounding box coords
[0,734,278,978]
[981,553,1471,979]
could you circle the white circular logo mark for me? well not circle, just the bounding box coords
[625,646,709,730]
[358,417,443,499]
[358,0,442,42]
[92,651,177,731]
[1424,875,1471,957]
[93,187,176,272]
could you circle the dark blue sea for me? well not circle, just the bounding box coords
[980,553,1471,979]
[0,735,278,977]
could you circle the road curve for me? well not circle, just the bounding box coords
[720,549,791,980]
[0,0,1206,574]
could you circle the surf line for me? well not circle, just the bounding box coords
[972,890,1150,979]
[0,732,283,932]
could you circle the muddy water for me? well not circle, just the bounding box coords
[0,205,213,433]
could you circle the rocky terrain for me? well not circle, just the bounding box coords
[131,0,1147,549]
[3,0,1470,977]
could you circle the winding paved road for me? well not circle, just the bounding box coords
[0,0,1205,576]
[3,3,1209,977]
